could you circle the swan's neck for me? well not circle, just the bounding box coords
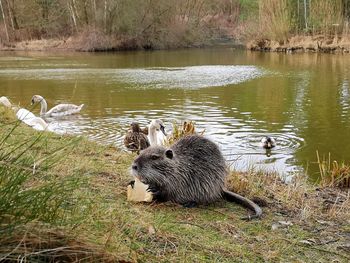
[40,98,47,116]
[148,126,158,146]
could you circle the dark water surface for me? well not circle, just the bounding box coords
[1,48,349,178]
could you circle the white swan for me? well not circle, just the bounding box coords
[16,108,50,131]
[147,119,167,146]
[0,96,12,108]
[31,95,84,117]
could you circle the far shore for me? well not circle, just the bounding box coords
[247,35,350,54]
[1,35,350,54]
[0,37,239,53]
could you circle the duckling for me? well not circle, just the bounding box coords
[124,122,150,153]
[31,95,84,117]
[261,136,276,149]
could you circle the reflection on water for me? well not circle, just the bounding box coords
[0,65,264,89]
[1,48,350,178]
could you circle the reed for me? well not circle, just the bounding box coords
[258,0,292,41]
[0,223,118,262]
[0,124,82,228]
[164,120,204,146]
[316,151,350,189]
[308,0,343,35]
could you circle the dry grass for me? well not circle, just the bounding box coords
[258,0,292,41]
[227,168,350,222]
[0,224,121,262]
[247,34,350,53]
[317,151,350,189]
[308,0,343,35]
[0,104,17,122]
[164,120,204,146]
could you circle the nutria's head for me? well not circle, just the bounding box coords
[131,146,175,186]
[31,95,43,105]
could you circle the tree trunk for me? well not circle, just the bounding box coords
[104,0,107,33]
[91,0,96,27]
[6,0,14,30]
[68,1,77,32]
[304,0,308,31]
[0,0,9,41]
[8,0,18,30]
[83,0,89,25]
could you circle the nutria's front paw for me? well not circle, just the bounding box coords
[147,185,159,194]
[128,180,135,188]
[182,201,198,208]
[147,185,164,200]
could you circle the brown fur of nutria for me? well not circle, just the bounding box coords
[131,135,262,219]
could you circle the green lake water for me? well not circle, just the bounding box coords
[1,48,349,179]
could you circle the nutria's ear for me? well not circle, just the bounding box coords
[165,149,173,159]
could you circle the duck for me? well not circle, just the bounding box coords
[261,136,276,149]
[31,95,84,117]
[16,108,50,131]
[124,122,150,153]
[148,119,167,146]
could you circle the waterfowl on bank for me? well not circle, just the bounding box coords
[261,136,276,149]
[0,96,12,108]
[148,119,167,146]
[124,122,150,153]
[141,126,149,135]
[16,108,50,131]
[31,95,84,117]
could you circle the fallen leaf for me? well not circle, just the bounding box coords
[278,221,293,226]
[300,239,316,245]
[148,225,156,235]
[271,223,280,231]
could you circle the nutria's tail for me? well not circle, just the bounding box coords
[223,190,262,220]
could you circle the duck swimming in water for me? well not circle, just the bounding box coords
[124,122,150,153]
[31,95,84,117]
[261,136,276,149]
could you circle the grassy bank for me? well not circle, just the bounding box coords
[0,105,349,262]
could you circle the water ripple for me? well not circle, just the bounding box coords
[0,65,264,89]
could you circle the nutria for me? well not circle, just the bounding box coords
[131,135,262,220]
[124,122,150,153]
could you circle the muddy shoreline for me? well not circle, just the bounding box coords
[247,35,350,54]
[1,35,350,54]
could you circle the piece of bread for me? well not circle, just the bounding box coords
[127,177,153,202]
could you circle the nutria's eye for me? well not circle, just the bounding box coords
[151,154,159,160]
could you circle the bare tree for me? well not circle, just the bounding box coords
[0,0,9,41]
